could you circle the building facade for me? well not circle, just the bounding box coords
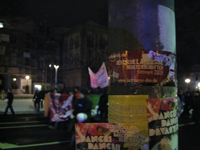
[177,64,200,93]
[62,21,108,91]
[0,17,67,94]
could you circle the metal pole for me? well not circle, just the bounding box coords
[55,68,57,88]
[54,65,59,88]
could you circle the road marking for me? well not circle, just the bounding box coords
[0,121,41,125]
[0,140,71,149]
[0,124,47,129]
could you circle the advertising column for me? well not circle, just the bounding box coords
[108,0,177,150]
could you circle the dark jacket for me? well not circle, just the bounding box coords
[33,91,41,102]
[98,92,108,112]
[6,92,14,105]
[39,90,45,100]
[73,96,92,119]
[192,92,200,119]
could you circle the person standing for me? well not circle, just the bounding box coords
[182,91,192,117]
[98,88,108,122]
[4,88,15,117]
[33,90,41,111]
[191,91,200,127]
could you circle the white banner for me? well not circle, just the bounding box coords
[88,62,108,88]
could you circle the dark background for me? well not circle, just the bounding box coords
[0,0,108,27]
[0,0,200,67]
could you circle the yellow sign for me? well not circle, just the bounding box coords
[108,95,149,123]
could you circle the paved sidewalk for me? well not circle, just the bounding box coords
[0,99,44,115]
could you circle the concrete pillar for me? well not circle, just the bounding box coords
[108,0,177,149]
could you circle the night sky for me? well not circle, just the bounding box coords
[0,0,108,27]
[1,0,200,66]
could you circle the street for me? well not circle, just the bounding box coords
[0,99,74,150]
[0,114,73,150]
[0,98,44,114]
[0,99,200,150]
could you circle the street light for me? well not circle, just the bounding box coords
[26,75,30,93]
[26,75,30,84]
[54,65,59,88]
[185,78,191,91]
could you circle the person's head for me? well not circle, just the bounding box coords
[76,89,87,99]
[73,86,80,94]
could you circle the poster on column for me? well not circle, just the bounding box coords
[146,97,178,150]
[108,50,176,86]
[75,123,149,150]
[108,95,148,123]
[49,92,73,122]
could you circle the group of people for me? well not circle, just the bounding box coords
[65,86,108,149]
[46,86,108,130]
[179,90,200,127]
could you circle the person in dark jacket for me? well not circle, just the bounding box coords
[182,91,192,117]
[67,88,93,150]
[98,88,108,122]
[33,90,41,111]
[73,89,93,123]
[4,88,15,116]
[67,87,92,131]
[192,91,200,127]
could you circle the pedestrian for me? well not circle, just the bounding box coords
[4,88,15,117]
[67,87,93,150]
[39,88,45,109]
[182,91,192,117]
[33,90,41,111]
[98,87,108,122]
[67,87,93,131]
[191,91,200,128]
[73,89,93,123]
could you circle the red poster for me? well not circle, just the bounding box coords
[49,93,73,122]
[146,97,178,150]
[109,50,176,85]
[75,123,149,150]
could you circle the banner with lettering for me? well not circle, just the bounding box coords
[49,93,73,122]
[75,123,149,150]
[147,97,178,150]
[109,50,176,86]
[88,62,108,88]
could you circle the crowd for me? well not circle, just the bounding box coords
[45,86,108,150]
[42,86,109,129]
[178,90,200,127]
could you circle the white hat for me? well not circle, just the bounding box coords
[76,113,88,123]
